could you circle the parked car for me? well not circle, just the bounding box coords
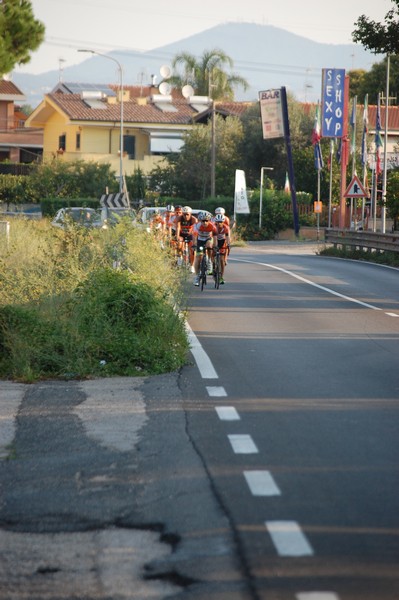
[51,207,103,229]
[100,206,137,228]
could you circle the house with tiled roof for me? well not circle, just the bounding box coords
[25,81,249,181]
[0,79,43,165]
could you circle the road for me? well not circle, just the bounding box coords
[182,242,399,599]
[1,242,398,599]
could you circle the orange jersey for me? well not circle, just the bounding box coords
[216,223,230,242]
[194,221,217,240]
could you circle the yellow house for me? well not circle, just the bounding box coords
[25,82,216,180]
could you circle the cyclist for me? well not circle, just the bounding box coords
[214,213,230,284]
[175,206,197,272]
[164,204,179,260]
[149,209,166,246]
[214,206,233,262]
[192,211,217,286]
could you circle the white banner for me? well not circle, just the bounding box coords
[234,170,250,214]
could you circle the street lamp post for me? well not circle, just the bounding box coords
[78,49,124,194]
[259,167,274,229]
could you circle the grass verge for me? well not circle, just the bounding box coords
[318,245,399,268]
[0,219,189,381]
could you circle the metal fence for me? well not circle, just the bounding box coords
[325,229,399,254]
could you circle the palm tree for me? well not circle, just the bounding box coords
[168,48,248,100]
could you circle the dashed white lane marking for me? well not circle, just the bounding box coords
[386,312,399,317]
[231,258,384,311]
[265,521,314,557]
[244,470,281,496]
[215,406,240,420]
[296,594,340,600]
[207,386,227,397]
[185,322,218,379]
[228,434,258,454]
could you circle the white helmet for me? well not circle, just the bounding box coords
[182,206,192,213]
[215,207,225,215]
[215,213,225,223]
[166,204,175,212]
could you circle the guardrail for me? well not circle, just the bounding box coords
[325,228,399,254]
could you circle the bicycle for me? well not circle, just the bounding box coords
[197,246,208,291]
[213,248,222,289]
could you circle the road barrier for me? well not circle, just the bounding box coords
[325,228,399,254]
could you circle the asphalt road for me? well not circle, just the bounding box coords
[182,242,399,599]
[1,241,398,600]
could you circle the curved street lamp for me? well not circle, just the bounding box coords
[78,49,124,193]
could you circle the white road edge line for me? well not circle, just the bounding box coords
[228,434,258,454]
[231,258,383,311]
[185,321,218,379]
[265,520,314,556]
[386,312,399,317]
[244,470,281,496]
[215,406,240,420]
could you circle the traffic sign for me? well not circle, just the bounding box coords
[344,175,368,198]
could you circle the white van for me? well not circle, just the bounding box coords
[136,206,167,225]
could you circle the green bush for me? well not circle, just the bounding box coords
[0,219,189,381]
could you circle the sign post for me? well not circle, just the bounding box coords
[259,87,299,236]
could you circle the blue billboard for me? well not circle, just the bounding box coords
[321,68,345,138]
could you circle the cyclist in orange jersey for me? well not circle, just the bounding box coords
[175,206,198,271]
[213,213,230,284]
[192,212,217,286]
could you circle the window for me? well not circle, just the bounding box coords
[123,135,135,159]
[58,134,66,151]
[76,132,81,150]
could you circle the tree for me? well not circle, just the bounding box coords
[168,48,248,100]
[348,57,399,104]
[352,0,399,55]
[0,0,45,75]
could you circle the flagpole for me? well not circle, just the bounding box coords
[328,139,333,228]
[362,94,369,230]
[381,54,390,233]
[350,96,357,229]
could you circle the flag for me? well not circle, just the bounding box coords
[361,94,368,167]
[375,95,383,177]
[350,97,356,156]
[284,172,290,193]
[234,170,250,214]
[312,104,323,170]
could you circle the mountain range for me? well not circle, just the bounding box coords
[12,22,381,109]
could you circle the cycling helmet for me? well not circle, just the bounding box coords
[215,207,226,215]
[153,209,159,215]
[215,213,225,223]
[198,211,210,221]
[166,204,175,212]
[182,206,192,213]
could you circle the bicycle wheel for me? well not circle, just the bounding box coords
[214,252,221,289]
[200,253,207,291]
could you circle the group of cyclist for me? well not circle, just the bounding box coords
[149,204,231,286]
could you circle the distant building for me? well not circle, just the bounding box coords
[25,82,249,182]
[0,79,43,166]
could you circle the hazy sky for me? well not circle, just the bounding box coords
[14,0,393,75]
